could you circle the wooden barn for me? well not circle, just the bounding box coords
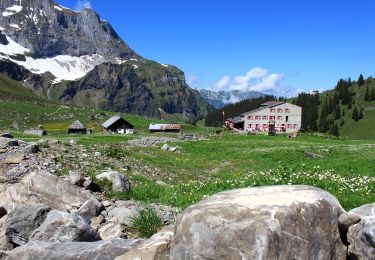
[102,116,134,134]
[67,120,89,134]
[149,123,181,133]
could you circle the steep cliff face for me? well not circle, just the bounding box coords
[0,0,210,118]
[0,0,137,59]
[51,60,209,118]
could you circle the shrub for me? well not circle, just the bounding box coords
[130,207,163,238]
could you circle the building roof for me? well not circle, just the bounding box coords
[102,116,134,129]
[68,120,87,130]
[225,116,244,124]
[241,101,286,116]
[23,129,47,136]
[261,101,285,107]
[149,124,181,131]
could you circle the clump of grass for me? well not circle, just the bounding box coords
[130,207,163,238]
[103,145,129,160]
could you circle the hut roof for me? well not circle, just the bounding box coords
[102,116,134,129]
[149,124,181,131]
[24,129,47,136]
[68,120,87,130]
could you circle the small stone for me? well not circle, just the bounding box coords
[69,140,77,146]
[94,152,102,157]
[156,180,167,186]
[98,222,124,240]
[24,143,40,154]
[161,144,169,151]
[0,133,13,138]
[169,147,177,152]
[102,201,112,207]
[90,215,105,229]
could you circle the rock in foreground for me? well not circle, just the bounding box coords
[171,185,347,260]
[5,239,143,260]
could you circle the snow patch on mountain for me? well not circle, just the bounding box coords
[2,5,23,17]
[0,34,114,83]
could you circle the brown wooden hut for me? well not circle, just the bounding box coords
[67,120,88,134]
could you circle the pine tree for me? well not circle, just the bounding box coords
[330,123,340,137]
[357,74,365,86]
[334,105,341,119]
[359,108,364,120]
[342,109,345,116]
[364,86,370,101]
[348,95,352,109]
[371,88,375,101]
[352,106,359,121]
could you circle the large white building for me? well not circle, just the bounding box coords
[241,101,302,133]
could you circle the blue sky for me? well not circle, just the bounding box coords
[57,0,374,97]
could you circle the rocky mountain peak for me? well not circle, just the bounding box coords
[0,0,138,59]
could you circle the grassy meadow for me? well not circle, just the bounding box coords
[100,133,374,211]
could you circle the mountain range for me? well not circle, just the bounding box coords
[0,0,210,119]
[197,89,265,108]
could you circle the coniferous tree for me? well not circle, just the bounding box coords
[334,105,341,120]
[330,123,340,137]
[359,108,364,120]
[342,109,345,116]
[357,74,365,86]
[340,118,345,126]
[348,95,352,109]
[364,86,370,101]
[352,106,359,121]
[371,88,375,101]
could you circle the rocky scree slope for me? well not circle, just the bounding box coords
[0,0,209,118]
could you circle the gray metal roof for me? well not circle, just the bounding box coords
[68,120,86,130]
[24,129,47,136]
[149,124,181,130]
[226,116,244,124]
[241,101,285,116]
[102,116,121,128]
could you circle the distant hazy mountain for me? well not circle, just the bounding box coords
[197,89,265,108]
[0,0,210,119]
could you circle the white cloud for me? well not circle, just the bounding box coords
[214,76,230,90]
[210,67,295,97]
[75,0,92,11]
[186,74,199,87]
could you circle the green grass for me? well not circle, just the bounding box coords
[106,134,375,210]
[130,207,164,238]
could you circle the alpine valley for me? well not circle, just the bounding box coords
[0,0,210,119]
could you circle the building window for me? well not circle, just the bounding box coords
[288,124,292,129]
[278,116,282,120]
[277,108,283,113]
[255,116,260,120]
[248,115,253,120]
[294,124,298,129]
[270,109,275,113]
[263,116,267,120]
[263,124,268,128]
[270,116,275,120]
[248,124,252,128]
[285,109,290,113]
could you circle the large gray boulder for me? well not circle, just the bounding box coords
[0,171,100,213]
[347,203,375,259]
[5,239,143,260]
[4,204,51,247]
[95,171,130,193]
[30,210,99,243]
[115,226,174,260]
[171,185,347,260]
